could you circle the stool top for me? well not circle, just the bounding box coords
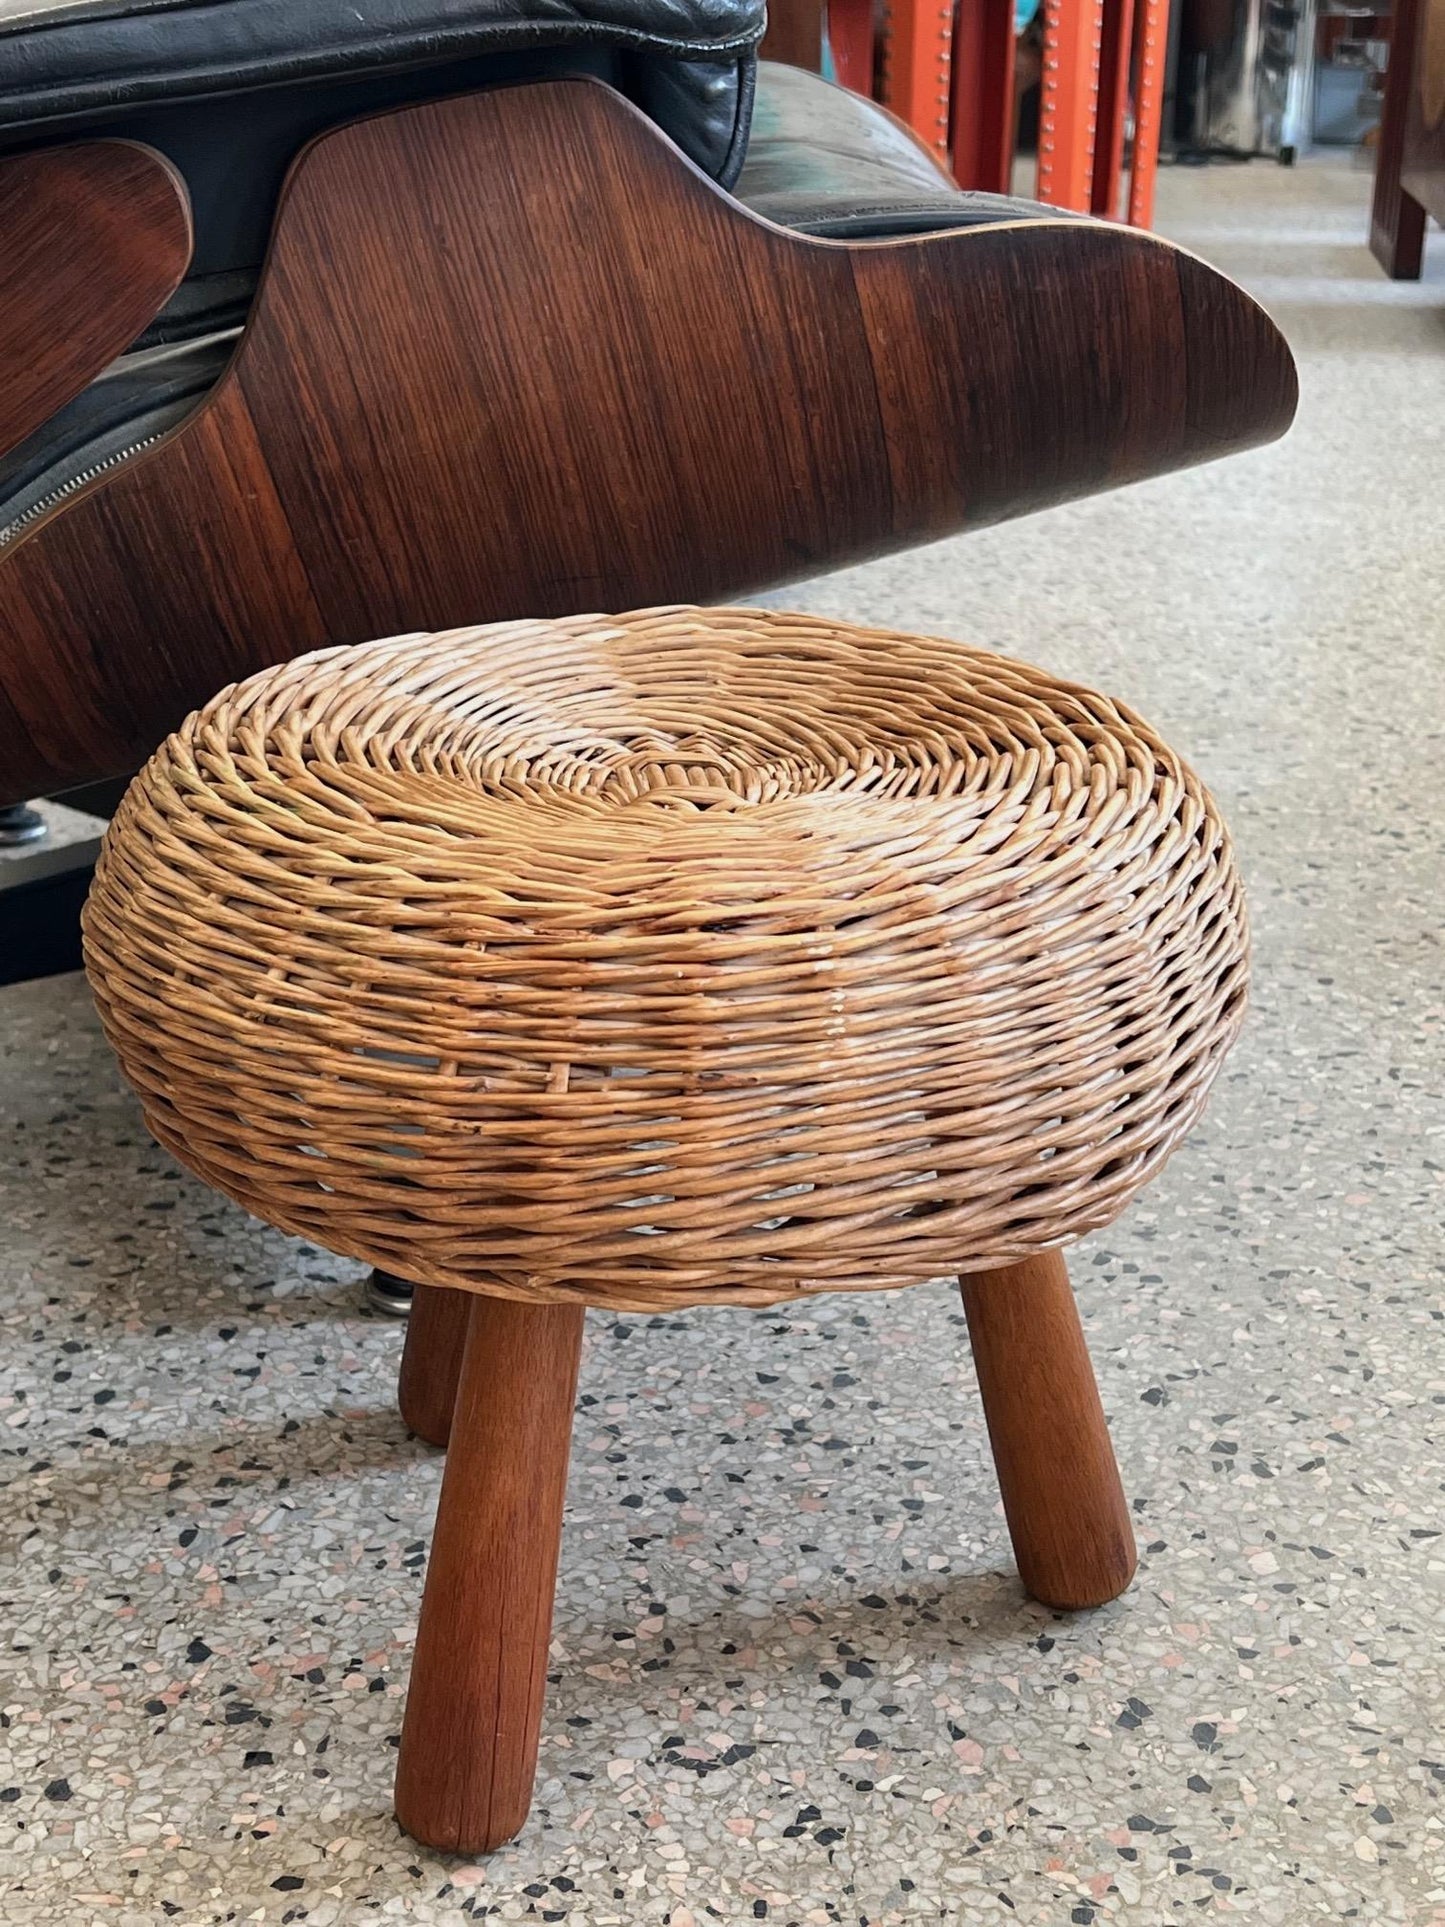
[84,608,1247,1309]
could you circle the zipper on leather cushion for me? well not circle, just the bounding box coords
[0,433,164,550]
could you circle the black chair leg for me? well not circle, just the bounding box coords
[366,1269,414,1317]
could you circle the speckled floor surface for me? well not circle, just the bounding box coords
[3,156,1444,1925]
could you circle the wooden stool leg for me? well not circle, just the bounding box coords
[397,1281,473,1447]
[959,1252,1136,1610]
[394,1296,585,1854]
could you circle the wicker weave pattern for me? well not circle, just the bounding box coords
[83,608,1247,1309]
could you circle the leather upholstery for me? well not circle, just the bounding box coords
[0,0,762,184]
[737,64,1067,237]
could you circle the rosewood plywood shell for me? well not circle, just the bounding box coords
[0,140,191,460]
[0,81,1296,802]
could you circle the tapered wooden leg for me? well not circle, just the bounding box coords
[960,1252,1136,1610]
[394,1296,585,1854]
[397,1281,473,1447]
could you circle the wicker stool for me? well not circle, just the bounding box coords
[83,608,1248,1853]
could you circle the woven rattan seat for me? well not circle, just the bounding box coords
[85,606,1247,1309]
[82,606,1249,1852]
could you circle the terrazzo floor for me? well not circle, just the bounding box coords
[3,155,1444,1925]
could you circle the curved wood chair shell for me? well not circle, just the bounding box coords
[0,80,1297,803]
[0,140,192,463]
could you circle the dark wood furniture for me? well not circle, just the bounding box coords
[0,142,191,461]
[0,77,1294,805]
[1371,0,1445,276]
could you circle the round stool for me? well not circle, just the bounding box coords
[83,607,1248,1853]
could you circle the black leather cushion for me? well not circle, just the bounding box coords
[0,0,762,184]
[737,62,1065,237]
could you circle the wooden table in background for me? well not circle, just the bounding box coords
[1371,0,1445,275]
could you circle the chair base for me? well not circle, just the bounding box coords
[391,1253,1134,1854]
[366,1268,414,1318]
